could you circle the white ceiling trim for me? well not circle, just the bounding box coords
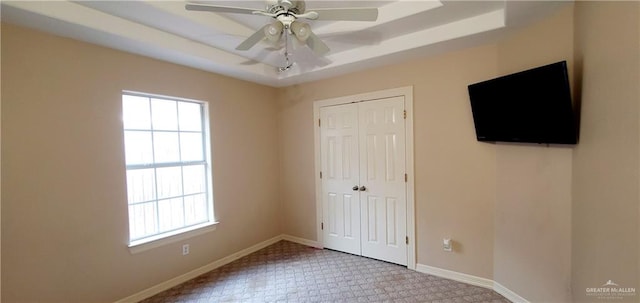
[3,1,245,64]
[143,1,255,37]
[276,8,506,83]
[3,1,279,84]
[313,1,443,35]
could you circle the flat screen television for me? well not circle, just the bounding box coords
[467,61,578,144]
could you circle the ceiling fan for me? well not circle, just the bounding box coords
[185,0,379,59]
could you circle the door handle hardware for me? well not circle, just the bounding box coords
[359,186,366,191]
[352,186,359,191]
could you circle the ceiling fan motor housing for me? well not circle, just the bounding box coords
[266,0,305,15]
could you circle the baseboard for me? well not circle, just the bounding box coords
[281,234,322,248]
[494,281,530,303]
[416,263,529,303]
[416,264,494,289]
[114,235,284,303]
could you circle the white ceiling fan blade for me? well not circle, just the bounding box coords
[236,25,269,51]
[305,8,378,21]
[185,3,259,15]
[306,31,330,56]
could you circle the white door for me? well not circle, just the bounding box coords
[320,104,361,255]
[358,97,407,265]
[320,96,407,266]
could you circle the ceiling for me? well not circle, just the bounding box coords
[1,1,570,87]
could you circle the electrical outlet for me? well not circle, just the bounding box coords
[182,244,190,255]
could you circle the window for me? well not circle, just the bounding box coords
[122,92,214,247]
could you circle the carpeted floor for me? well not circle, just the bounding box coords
[140,240,510,302]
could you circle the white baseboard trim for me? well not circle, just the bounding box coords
[416,263,529,303]
[416,263,494,289]
[281,234,322,248]
[494,281,530,303]
[115,235,284,303]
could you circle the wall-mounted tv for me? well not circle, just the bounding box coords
[467,61,578,145]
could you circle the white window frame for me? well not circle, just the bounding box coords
[122,91,217,253]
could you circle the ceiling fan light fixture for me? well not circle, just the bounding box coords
[291,21,311,42]
[264,21,283,42]
[186,0,377,57]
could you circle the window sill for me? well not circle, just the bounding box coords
[128,221,219,254]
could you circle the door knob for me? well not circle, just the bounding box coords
[359,186,366,191]
[352,186,359,191]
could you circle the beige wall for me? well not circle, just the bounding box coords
[1,24,280,302]
[0,20,3,302]
[573,2,640,302]
[493,6,574,302]
[278,44,499,278]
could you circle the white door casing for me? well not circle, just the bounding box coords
[319,95,408,266]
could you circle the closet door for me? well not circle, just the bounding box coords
[320,96,407,266]
[358,97,407,265]
[320,104,361,255]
